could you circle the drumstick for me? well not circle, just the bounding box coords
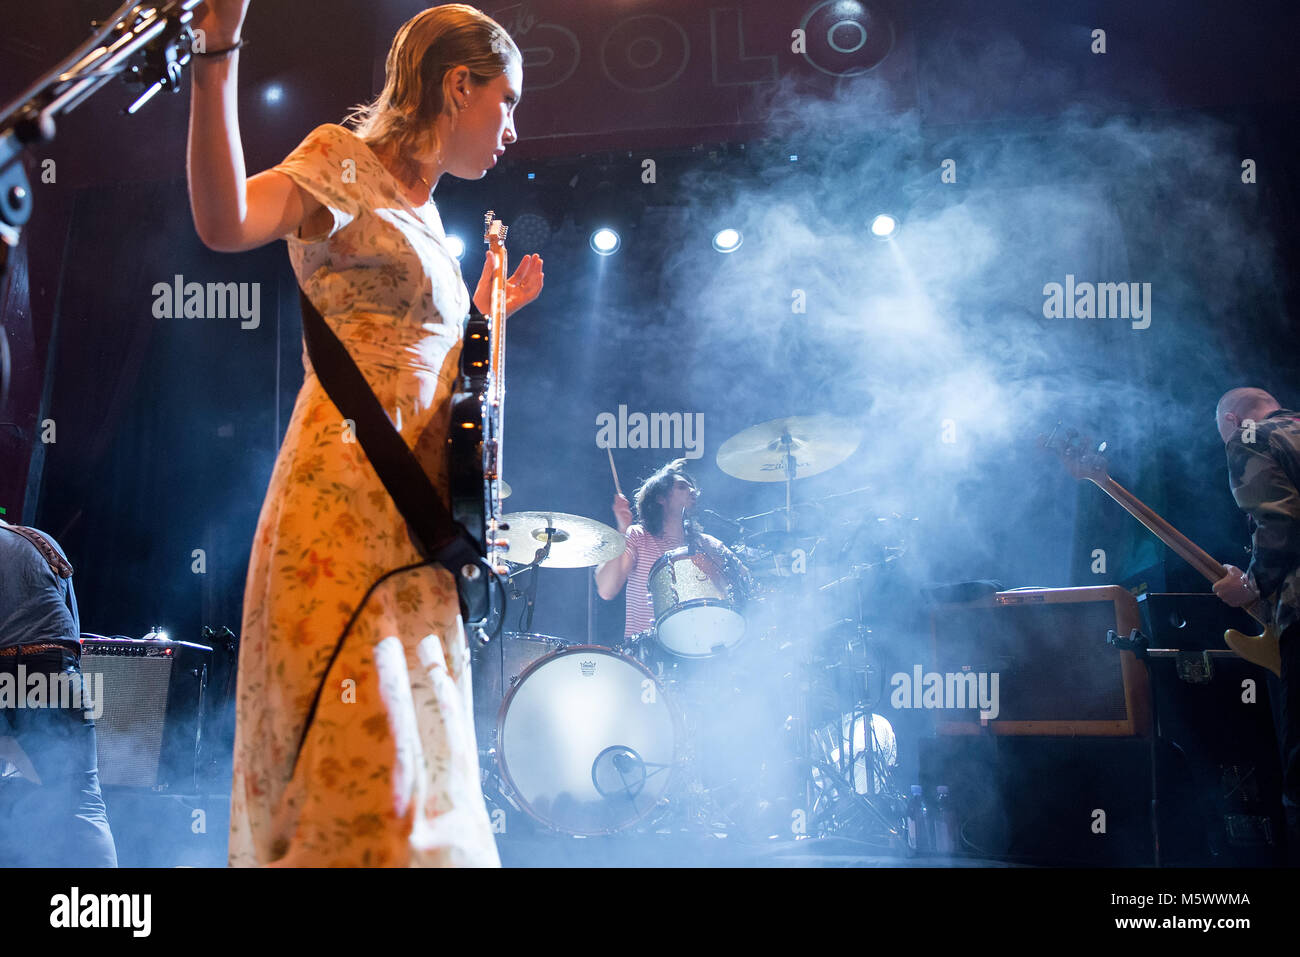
[607,447,624,497]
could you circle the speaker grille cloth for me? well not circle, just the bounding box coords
[81,653,173,787]
[934,602,1127,721]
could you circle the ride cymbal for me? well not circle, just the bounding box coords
[716,415,862,482]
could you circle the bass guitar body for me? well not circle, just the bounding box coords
[1224,625,1282,677]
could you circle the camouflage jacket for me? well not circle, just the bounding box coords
[1226,409,1300,635]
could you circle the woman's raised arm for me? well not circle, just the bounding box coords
[186,1,321,252]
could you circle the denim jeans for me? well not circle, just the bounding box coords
[0,648,118,867]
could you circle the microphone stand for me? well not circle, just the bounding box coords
[0,0,203,277]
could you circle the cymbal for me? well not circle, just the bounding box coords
[499,511,625,568]
[498,479,512,500]
[716,415,862,482]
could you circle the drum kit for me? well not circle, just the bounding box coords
[475,415,916,845]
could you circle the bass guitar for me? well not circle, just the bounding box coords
[449,211,510,636]
[1042,424,1281,676]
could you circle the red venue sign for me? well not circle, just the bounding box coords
[481,0,915,155]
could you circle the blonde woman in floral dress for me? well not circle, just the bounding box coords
[186,2,543,866]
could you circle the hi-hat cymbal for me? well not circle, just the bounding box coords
[499,511,625,568]
[716,415,862,482]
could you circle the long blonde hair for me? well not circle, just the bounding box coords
[346,5,521,187]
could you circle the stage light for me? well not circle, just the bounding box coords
[510,212,552,253]
[712,228,743,253]
[263,83,284,106]
[445,235,465,259]
[870,213,898,239]
[590,227,621,256]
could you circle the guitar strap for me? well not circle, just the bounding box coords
[0,521,73,579]
[296,286,483,593]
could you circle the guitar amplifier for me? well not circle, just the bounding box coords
[929,585,1150,736]
[80,636,212,789]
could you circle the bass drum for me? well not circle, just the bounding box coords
[497,645,681,835]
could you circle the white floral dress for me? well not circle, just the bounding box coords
[227,123,499,867]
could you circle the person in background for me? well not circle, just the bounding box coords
[1213,387,1300,862]
[0,518,117,866]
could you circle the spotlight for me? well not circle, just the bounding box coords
[712,228,743,253]
[445,235,465,259]
[590,227,621,256]
[870,213,897,240]
[263,83,284,106]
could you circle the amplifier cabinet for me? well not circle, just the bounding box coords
[929,585,1150,736]
[80,637,212,789]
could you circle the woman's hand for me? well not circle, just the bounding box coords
[473,250,544,318]
[194,0,250,47]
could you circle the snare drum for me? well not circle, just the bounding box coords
[497,645,681,835]
[647,547,747,657]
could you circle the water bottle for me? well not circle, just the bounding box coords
[934,785,956,854]
[907,785,932,854]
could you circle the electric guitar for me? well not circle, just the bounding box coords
[1042,425,1281,676]
[449,212,509,633]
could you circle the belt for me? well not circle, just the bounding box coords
[0,641,81,658]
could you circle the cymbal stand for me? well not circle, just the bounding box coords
[506,526,555,633]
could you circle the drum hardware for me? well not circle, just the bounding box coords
[716,417,864,655]
[504,521,558,635]
[470,428,924,845]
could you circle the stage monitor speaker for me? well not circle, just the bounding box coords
[930,585,1150,736]
[80,636,212,790]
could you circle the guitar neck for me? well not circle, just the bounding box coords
[489,244,507,449]
[1091,474,1270,626]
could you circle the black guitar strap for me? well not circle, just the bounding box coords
[296,287,482,585]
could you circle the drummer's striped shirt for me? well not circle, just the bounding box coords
[622,524,684,637]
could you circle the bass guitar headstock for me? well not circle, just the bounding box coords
[483,210,507,251]
[1040,422,1112,485]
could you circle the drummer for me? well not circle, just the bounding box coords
[595,457,749,640]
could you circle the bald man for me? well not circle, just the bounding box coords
[1212,387,1300,859]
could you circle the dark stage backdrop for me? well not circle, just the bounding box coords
[2,0,1298,659]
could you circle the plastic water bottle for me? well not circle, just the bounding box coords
[907,785,932,854]
[934,785,956,854]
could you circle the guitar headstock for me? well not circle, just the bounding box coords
[1040,422,1112,485]
[483,210,507,250]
